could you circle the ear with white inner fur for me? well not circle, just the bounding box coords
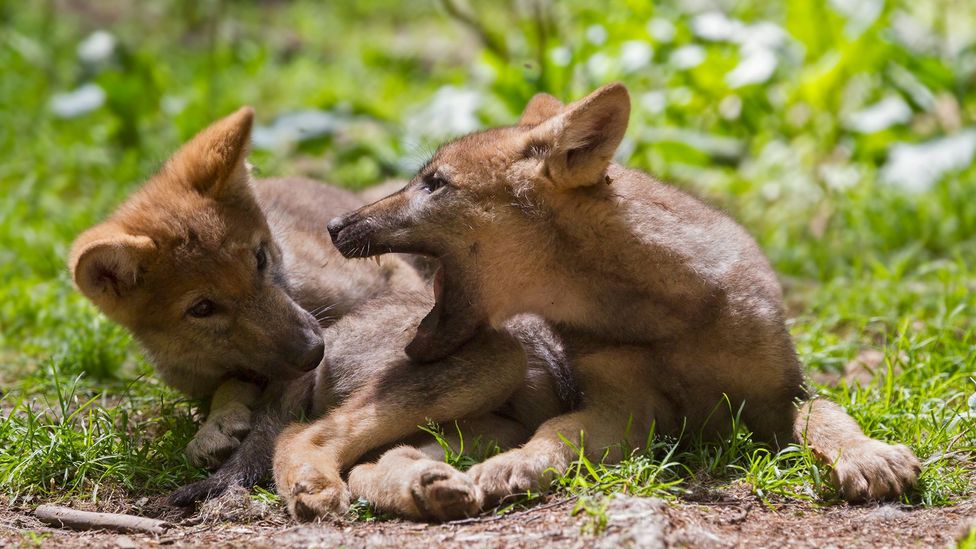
[69,230,156,305]
[166,106,255,198]
[526,83,630,190]
[518,93,564,126]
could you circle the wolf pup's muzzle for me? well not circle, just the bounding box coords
[327,213,374,258]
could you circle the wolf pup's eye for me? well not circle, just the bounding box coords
[188,299,216,318]
[255,246,268,271]
[421,175,448,193]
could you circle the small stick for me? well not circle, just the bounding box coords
[35,504,171,535]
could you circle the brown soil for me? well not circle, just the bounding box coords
[3,489,973,548]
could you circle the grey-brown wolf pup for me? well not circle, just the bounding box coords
[70,109,572,520]
[303,83,920,513]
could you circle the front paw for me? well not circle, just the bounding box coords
[831,439,921,501]
[282,464,351,521]
[469,450,545,506]
[186,403,252,470]
[408,461,483,521]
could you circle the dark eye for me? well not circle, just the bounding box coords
[421,175,448,193]
[188,299,216,318]
[255,247,268,271]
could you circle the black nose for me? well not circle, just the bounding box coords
[301,339,325,371]
[327,216,348,243]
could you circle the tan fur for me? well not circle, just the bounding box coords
[184,379,259,469]
[71,109,570,520]
[69,108,424,466]
[272,290,568,521]
[326,83,921,505]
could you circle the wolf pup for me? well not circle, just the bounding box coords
[69,108,424,469]
[323,83,921,505]
[70,109,573,521]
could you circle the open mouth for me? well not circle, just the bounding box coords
[412,264,445,348]
[405,259,484,363]
[329,212,484,363]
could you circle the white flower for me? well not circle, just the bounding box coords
[50,83,105,118]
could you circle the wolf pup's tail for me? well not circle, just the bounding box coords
[794,398,921,501]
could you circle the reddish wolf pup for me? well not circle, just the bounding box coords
[325,83,921,505]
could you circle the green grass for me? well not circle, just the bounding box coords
[0,0,974,514]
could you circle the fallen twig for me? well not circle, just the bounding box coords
[35,504,171,535]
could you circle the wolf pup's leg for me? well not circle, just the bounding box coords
[185,379,261,470]
[470,346,664,506]
[347,446,481,522]
[273,330,528,521]
[347,413,530,521]
[795,398,920,500]
[171,374,317,506]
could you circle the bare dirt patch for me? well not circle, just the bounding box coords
[3,490,973,548]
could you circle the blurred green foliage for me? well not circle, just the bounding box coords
[0,0,973,505]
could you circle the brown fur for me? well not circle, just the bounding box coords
[324,84,921,507]
[70,108,423,400]
[272,290,569,521]
[70,109,571,521]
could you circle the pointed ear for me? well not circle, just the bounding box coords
[69,227,156,306]
[525,83,630,190]
[518,93,564,126]
[167,106,254,197]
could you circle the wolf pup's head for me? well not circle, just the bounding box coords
[328,84,630,362]
[70,108,324,397]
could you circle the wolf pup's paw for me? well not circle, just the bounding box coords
[831,439,921,501]
[407,461,483,521]
[186,402,252,470]
[469,450,545,506]
[283,465,351,521]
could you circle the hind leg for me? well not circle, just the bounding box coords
[348,446,481,521]
[795,399,920,501]
[348,448,481,522]
[470,347,668,505]
[348,413,530,521]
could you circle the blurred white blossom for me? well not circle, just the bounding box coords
[50,83,105,118]
[252,110,339,150]
[587,52,614,80]
[882,130,976,192]
[77,30,116,65]
[619,41,653,72]
[550,46,572,67]
[640,91,667,115]
[586,24,608,45]
[844,96,912,133]
[727,49,777,88]
[670,45,705,69]
[404,86,482,141]
[646,18,676,43]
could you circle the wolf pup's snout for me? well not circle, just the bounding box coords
[327,213,369,258]
[326,215,350,242]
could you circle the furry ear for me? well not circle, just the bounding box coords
[518,93,564,126]
[69,227,156,305]
[167,106,254,197]
[526,83,630,190]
